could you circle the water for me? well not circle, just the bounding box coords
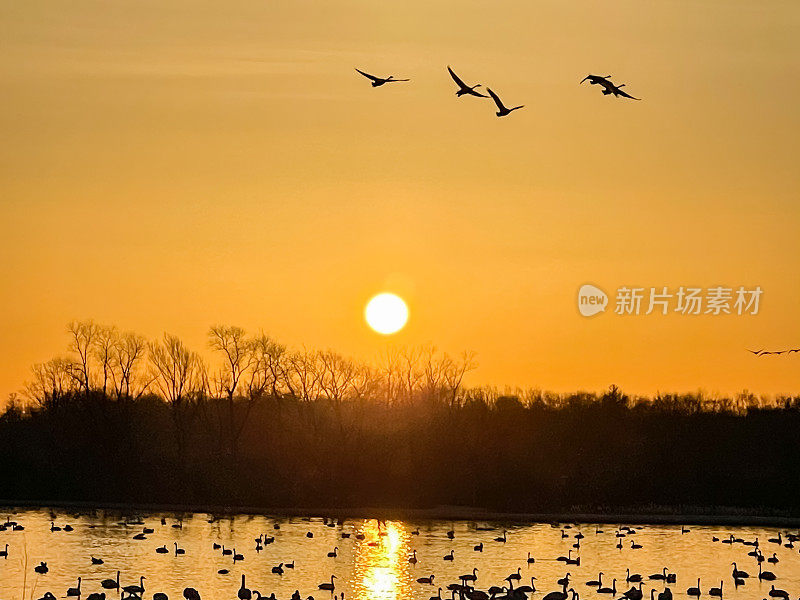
[0,509,798,600]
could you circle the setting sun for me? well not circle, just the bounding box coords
[365,293,409,335]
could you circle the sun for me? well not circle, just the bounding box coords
[365,293,408,335]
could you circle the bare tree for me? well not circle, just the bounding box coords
[93,325,118,398]
[208,325,255,460]
[112,331,151,401]
[25,357,79,406]
[288,348,322,402]
[67,320,99,396]
[149,333,206,458]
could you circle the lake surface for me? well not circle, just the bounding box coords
[0,509,798,600]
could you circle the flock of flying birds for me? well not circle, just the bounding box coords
[354,66,639,117]
[746,348,800,357]
[3,516,799,600]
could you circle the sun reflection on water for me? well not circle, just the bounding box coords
[351,520,413,600]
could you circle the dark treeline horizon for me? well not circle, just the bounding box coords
[1,320,798,513]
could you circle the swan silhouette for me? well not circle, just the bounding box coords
[447,66,488,98]
[355,69,409,87]
[486,88,524,117]
[580,75,640,100]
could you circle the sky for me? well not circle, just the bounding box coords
[1,0,799,400]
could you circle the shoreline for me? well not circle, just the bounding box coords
[1,499,798,528]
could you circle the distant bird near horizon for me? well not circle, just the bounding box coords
[355,68,409,87]
[447,66,488,98]
[486,88,524,117]
[580,74,640,100]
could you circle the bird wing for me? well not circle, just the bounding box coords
[486,88,506,110]
[355,68,381,82]
[447,66,468,89]
[616,88,641,100]
[469,88,489,98]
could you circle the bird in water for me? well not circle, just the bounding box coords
[486,88,524,117]
[355,69,410,87]
[580,75,640,100]
[35,562,49,574]
[446,66,488,98]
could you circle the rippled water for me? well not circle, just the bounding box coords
[0,509,798,600]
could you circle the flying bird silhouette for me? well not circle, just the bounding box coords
[355,68,410,87]
[486,88,524,117]
[580,74,641,100]
[746,349,765,356]
[447,66,488,98]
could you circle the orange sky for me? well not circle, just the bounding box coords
[1,0,799,400]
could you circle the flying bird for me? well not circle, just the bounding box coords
[355,68,410,87]
[486,88,524,117]
[746,349,765,356]
[580,74,641,100]
[447,66,488,98]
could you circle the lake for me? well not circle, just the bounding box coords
[0,509,798,600]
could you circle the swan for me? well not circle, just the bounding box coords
[233,549,244,562]
[355,69,409,87]
[687,579,701,596]
[156,546,168,554]
[541,586,573,600]
[66,578,82,597]
[658,589,672,600]
[318,576,337,591]
[579,75,640,100]
[516,577,537,594]
[444,550,454,561]
[123,576,145,595]
[649,568,668,581]
[430,589,443,600]
[272,564,284,575]
[174,543,185,556]
[586,573,603,587]
[623,583,643,600]
[631,540,643,549]
[327,547,338,558]
[153,594,168,600]
[183,588,200,600]
[507,568,522,582]
[494,530,508,543]
[474,543,484,552]
[238,575,251,600]
[417,575,435,585]
[709,581,723,598]
[758,564,776,581]
[35,561,49,574]
[101,572,120,590]
[91,556,103,565]
[626,569,642,583]
[768,585,788,599]
[461,569,478,583]
[526,552,535,564]
[446,66,487,98]
[486,88,523,117]
[409,550,418,564]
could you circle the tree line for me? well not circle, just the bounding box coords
[1,320,798,514]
